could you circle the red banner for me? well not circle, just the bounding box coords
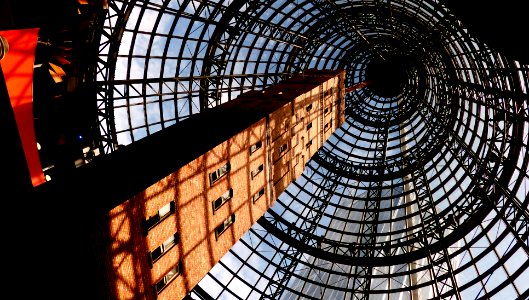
[0,28,45,186]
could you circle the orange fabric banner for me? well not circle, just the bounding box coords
[0,28,45,186]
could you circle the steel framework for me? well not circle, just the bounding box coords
[86,0,529,299]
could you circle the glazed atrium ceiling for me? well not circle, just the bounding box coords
[27,0,529,299]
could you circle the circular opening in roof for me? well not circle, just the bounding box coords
[365,56,410,98]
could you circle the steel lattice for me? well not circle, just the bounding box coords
[89,0,529,299]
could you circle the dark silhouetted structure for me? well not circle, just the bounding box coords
[2,1,529,299]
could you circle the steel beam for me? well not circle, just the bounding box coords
[259,170,340,299]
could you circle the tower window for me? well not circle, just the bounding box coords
[251,164,264,179]
[215,214,236,240]
[306,122,312,131]
[306,103,313,111]
[253,188,265,203]
[210,162,230,186]
[154,261,183,294]
[324,105,332,115]
[212,188,233,213]
[279,143,287,153]
[306,140,313,149]
[324,122,330,132]
[144,201,176,234]
[149,233,180,266]
[249,141,262,155]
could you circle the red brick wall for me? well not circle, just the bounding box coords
[101,69,345,300]
[104,119,271,300]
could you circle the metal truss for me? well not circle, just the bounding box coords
[259,170,340,299]
[200,0,302,110]
[81,0,529,299]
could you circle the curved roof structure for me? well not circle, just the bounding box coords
[5,0,528,299]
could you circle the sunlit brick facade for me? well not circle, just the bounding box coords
[98,69,345,300]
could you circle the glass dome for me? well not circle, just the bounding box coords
[92,0,529,299]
